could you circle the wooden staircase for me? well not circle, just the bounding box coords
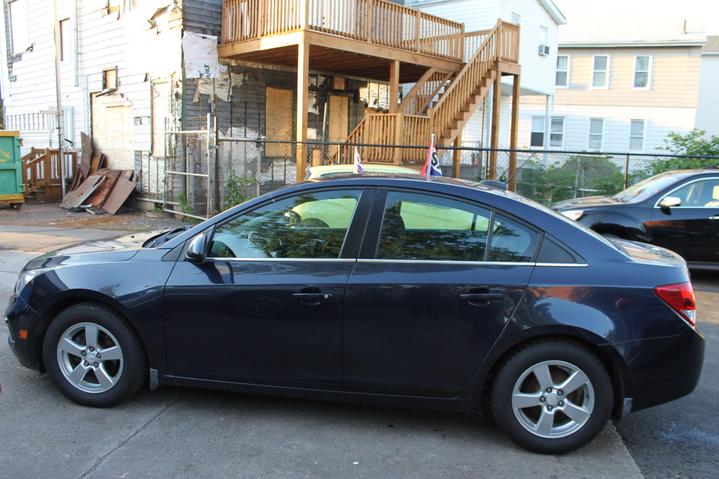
[331,20,519,165]
[22,148,78,202]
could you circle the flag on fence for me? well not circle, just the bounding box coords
[353,146,364,174]
[421,134,443,178]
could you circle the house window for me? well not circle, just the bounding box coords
[510,12,521,25]
[9,0,29,54]
[629,120,645,151]
[530,116,545,147]
[59,19,71,62]
[549,117,565,148]
[556,55,570,87]
[588,118,604,150]
[634,55,652,88]
[592,55,610,88]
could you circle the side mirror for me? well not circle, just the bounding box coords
[186,233,209,263]
[659,196,681,210]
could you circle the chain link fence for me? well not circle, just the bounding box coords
[136,135,719,218]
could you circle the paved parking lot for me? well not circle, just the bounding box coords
[1,224,716,478]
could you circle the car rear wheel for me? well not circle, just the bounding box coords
[490,340,613,454]
[43,303,146,407]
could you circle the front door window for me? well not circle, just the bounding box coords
[209,190,362,259]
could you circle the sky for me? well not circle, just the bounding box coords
[552,0,719,43]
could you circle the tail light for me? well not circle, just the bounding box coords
[654,282,697,327]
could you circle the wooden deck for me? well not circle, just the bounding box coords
[219,0,469,82]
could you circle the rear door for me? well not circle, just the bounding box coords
[648,177,719,262]
[342,190,539,397]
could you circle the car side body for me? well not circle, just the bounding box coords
[552,169,719,270]
[7,176,703,421]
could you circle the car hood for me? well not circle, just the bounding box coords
[552,195,622,210]
[22,230,165,271]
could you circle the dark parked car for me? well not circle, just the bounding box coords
[6,175,704,454]
[553,169,719,269]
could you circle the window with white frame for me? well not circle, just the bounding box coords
[59,19,71,62]
[549,117,565,148]
[530,117,545,147]
[8,0,29,54]
[539,26,548,47]
[510,12,521,25]
[592,55,610,88]
[556,55,570,87]
[634,55,652,88]
[588,118,604,150]
[629,120,645,151]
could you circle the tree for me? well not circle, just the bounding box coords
[649,130,719,174]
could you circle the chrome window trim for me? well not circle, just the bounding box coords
[356,259,588,268]
[205,257,357,263]
[653,176,719,209]
[201,257,588,267]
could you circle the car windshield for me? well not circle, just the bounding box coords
[612,172,689,203]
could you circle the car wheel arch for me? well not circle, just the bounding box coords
[36,292,148,373]
[476,330,627,420]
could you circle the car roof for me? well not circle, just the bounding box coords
[309,164,419,174]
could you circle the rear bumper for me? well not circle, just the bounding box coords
[4,294,44,371]
[607,326,704,413]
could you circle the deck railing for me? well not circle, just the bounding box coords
[222,0,466,61]
[430,20,517,140]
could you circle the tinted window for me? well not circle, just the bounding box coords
[613,171,692,203]
[536,236,578,264]
[488,214,539,262]
[209,190,361,259]
[663,178,719,207]
[376,192,491,261]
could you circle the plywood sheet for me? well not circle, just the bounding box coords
[85,169,121,208]
[101,176,135,215]
[329,95,349,142]
[59,175,105,209]
[265,87,293,158]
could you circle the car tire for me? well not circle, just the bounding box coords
[42,302,147,407]
[490,340,613,454]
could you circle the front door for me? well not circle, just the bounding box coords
[163,188,372,388]
[343,190,538,397]
[647,177,719,262]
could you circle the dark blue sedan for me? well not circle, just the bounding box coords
[5,175,704,454]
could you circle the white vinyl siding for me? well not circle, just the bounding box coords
[556,55,569,87]
[549,117,565,148]
[629,119,646,151]
[588,118,604,150]
[633,55,652,89]
[592,55,610,88]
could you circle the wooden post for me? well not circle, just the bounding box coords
[508,73,520,191]
[300,0,309,29]
[296,39,310,182]
[452,133,462,178]
[393,113,404,164]
[389,60,400,114]
[489,72,501,179]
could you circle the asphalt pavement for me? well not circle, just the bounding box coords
[1,225,716,478]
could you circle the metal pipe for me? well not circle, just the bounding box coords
[52,0,66,199]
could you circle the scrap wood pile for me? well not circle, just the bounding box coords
[59,133,137,215]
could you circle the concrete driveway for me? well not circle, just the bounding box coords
[1,224,713,478]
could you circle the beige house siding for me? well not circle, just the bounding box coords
[553,47,702,108]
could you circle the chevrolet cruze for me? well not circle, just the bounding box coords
[6,175,704,454]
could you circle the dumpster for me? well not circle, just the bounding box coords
[0,131,24,208]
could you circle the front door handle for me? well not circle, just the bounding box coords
[710,215,719,221]
[292,289,333,306]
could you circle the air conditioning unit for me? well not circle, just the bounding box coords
[538,44,550,56]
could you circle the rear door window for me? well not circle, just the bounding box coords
[488,214,540,262]
[376,192,491,261]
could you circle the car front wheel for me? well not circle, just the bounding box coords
[490,340,613,454]
[43,302,146,407]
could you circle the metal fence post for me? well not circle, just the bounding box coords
[624,154,630,189]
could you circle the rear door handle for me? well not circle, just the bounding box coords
[710,215,719,221]
[460,293,503,301]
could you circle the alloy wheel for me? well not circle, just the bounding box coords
[511,360,595,439]
[56,322,124,394]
